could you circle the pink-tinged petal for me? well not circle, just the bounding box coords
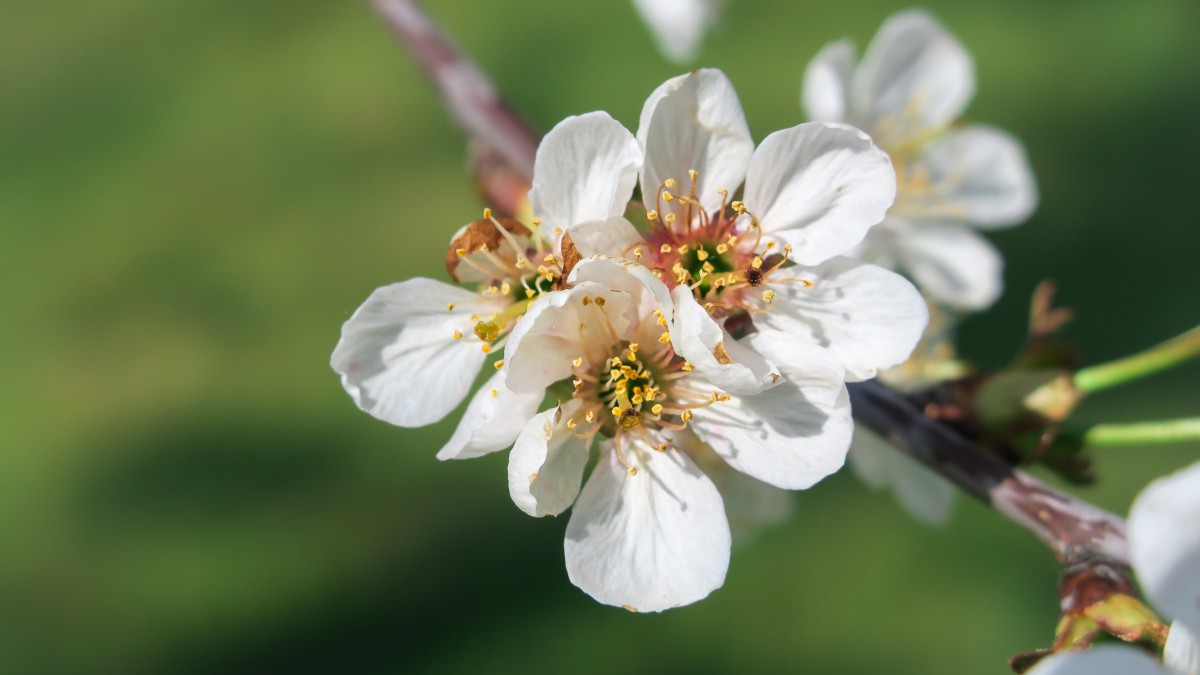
[848,428,955,525]
[743,122,896,265]
[638,69,754,217]
[565,437,730,612]
[331,278,507,427]
[688,332,852,490]
[631,0,721,65]
[754,256,928,381]
[508,400,592,517]
[850,9,975,142]
[671,285,778,396]
[895,124,1038,229]
[504,281,633,394]
[1024,645,1170,675]
[529,111,642,234]
[437,369,546,461]
[1129,461,1200,632]
[802,39,856,123]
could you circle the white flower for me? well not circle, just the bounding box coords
[330,212,564,459]
[631,0,722,64]
[502,256,852,611]
[1027,461,1200,675]
[802,9,1038,310]
[534,68,928,385]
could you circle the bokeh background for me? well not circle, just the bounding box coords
[4,0,1199,672]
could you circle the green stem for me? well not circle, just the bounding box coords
[1084,417,1200,447]
[1074,326,1200,394]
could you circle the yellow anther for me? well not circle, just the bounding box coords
[543,254,556,264]
[483,207,492,219]
[731,200,745,212]
[688,169,697,182]
[656,316,668,327]
[762,290,776,303]
[582,296,591,306]
[752,256,764,269]
[631,394,644,405]
[491,389,499,398]
[500,282,511,295]
[456,248,467,257]
[566,418,577,429]
[658,331,671,343]
[783,244,793,254]
[664,178,677,188]
[572,357,583,368]
[646,210,659,221]
[765,241,776,249]
[660,244,672,254]
[656,443,667,452]
[715,244,728,254]
[573,378,583,388]
[595,297,606,307]
[651,404,663,416]
[610,369,622,380]
[515,258,527,269]
[612,407,622,417]
[494,360,505,370]
[681,410,693,423]
[481,343,492,353]
[696,249,709,261]
[531,218,541,227]
[553,227,563,235]
[628,342,639,353]
[446,302,456,311]
[633,248,643,259]
[664,213,676,223]
[802,279,814,288]
[677,245,690,255]
[681,362,694,372]
[536,265,550,276]
[525,289,535,298]
[717,187,728,196]
[452,330,462,340]
[585,410,595,423]
[474,321,500,342]
[627,467,638,477]
[479,243,490,253]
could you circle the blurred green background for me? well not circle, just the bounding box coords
[4,0,1199,672]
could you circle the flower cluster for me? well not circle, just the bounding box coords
[333,67,928,611]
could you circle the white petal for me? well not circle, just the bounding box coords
[896,124,1037,228]
[802,39,856,123]
[565,216,646,258]
[631,0,721,64]
[688,332,852,489]
[1024,646,1170,675]
[637,69,754,217]
[528,111,642,234]
[565,437,731,612]
[743,122,896,265]
[1129,461,1200,631]
[437,370,546,461]
[677,430,792,544]
[569,254,674,327]
[1165,620,1200,675]
[508,400,592,517]
[889,218,1005,311]
[504,281,633,394]
[848,428,955,525]
[850,9,975,140]
[331,278,506,427]
[754,256,928,381]
[671,285,778,395]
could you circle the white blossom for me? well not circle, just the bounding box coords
[502,256,852,611]
[631,0,722,64]
[802,10,1037,310]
